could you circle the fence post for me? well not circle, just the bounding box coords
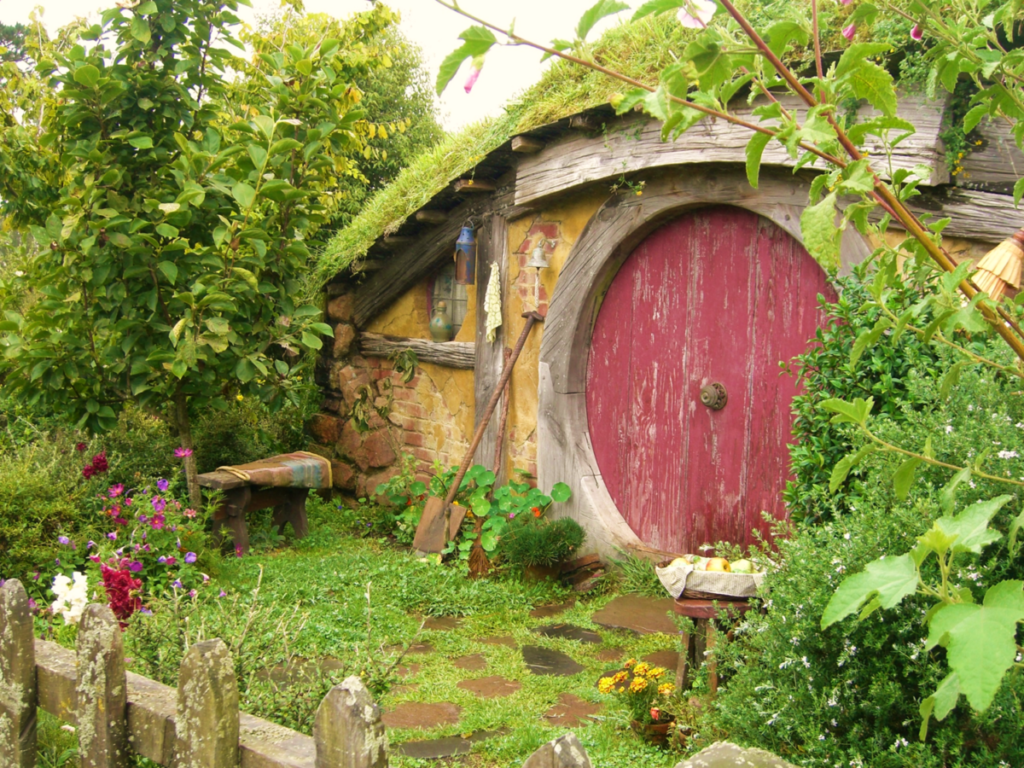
[522,733,592,768]
[174,638,239,768]
[76,603,129,768]
[314,675,388,768]
[0,579,37,768]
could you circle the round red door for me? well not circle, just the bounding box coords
[586,206,836,554]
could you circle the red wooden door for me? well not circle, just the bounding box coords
[586,206,835,554]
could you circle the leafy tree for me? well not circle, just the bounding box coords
[0,20,28,63]
[0,0,400,506]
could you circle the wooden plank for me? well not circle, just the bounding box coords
[511,136,545,154]
[359,333,475,369]
[76,604,129,768]
[959,117,1024,191]
[473,215,508,472]
[351,183,515,328]
[453,179,495,194]
[515,94,949,206]
[905,186,1024,242]
[415,210,449,225]
[382,236,415,250]
[198,470,247,491]
[0,580,37,768]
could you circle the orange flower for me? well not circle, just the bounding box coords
[532,506,541,517]
[628,677,648,693]
[624,658,637,668]
[598,677,615,694]
[658,683,675,696]
[612,670,628,683]
[633,662,650,676]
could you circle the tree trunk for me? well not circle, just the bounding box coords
[172,392,202,511]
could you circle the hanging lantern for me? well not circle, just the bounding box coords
[454,225,477,285]
[526,237,550,270]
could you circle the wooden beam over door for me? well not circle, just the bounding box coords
[473,214,509,477]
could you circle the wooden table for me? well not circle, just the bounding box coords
[672,596,754,695]
[198,469,312,556]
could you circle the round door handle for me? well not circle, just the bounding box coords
[700,382,728,410]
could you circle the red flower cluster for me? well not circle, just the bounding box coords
[82,451,109,479]
[100,564,142,627]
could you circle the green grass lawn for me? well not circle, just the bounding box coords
[96,496,698,767]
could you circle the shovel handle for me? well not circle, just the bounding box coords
[443,311,543,514]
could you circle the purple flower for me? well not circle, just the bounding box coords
[911,24,923,41]
[87,540,96,549]
[235,545,243,558]
[842,23,856,40]
[129,561,143,572]
[189,590,197,598]
[28,598,37,612]
[109,484,124,498]
[140,607,153,615]
[201,573,210,583]
[58,535,70,546]
[152,497,166,513]
[138,515,149,524]
[219,590,227,598]
[157,478,169,492]
[508,512,516,519]
[185,552,197,564]
[172,580,183,589]
[165,556,176,566]
[174,447,193,458]
[151,514,165,530]
[157,556,167,564]
[107,532,117,541]
[464,66,481,94]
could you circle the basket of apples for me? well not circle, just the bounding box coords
[654,554,765,599]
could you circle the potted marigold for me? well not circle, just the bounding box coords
[598,659,677,745]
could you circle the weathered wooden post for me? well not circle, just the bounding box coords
[314,676,388,768]
[76,603,129,768]
[522,733,592,768]
[174,638,239,768]
[0,579,37,768]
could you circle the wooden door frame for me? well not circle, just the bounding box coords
[536,166,873,557]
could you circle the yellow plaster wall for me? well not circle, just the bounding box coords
[503,189,609,479]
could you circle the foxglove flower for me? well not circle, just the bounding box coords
[842,23,856,40]
[910,24,923,40]
[464,66,481,94]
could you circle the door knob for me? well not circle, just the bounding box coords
[700,382,727,410]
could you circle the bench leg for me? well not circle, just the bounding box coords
[212,487,251,556]
[675,630,690,692]
[272,489,310,540]
[706,621,718,697]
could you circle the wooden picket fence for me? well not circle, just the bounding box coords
[0,579,593,768]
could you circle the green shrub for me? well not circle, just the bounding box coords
[785,263,941,523]
[497,514,586,569]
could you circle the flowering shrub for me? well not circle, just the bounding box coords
[598,660,676,726]
[50,571,88,625]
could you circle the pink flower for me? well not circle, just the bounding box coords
[174,447,192,458]
[109,484,124,498]
[184,508,197,519]
[911,24,923,41]
[152,497,166,513]
[235,545,243,558]
[464,66,481,94]
[678,0,716,29]
[75,442,87,452]
[651,707,660,721]
[150,514,165,530]
[842,23,856,40]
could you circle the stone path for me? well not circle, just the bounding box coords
[381,701,462,730]
[534,623,602,644]
[478,635,516,647]
[543,693,603,727]
[591,595,677,635]
[453,653,487,671]
[395,730,504,759]
[456,675,522,698]
[529,598,576,618]
[522,645,585,676]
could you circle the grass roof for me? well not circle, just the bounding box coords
[311,15,692,288]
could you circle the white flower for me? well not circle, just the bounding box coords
[944,425,954,434]
[998,450,1019,459]
[51,571,89,625]
[678,0,717,28]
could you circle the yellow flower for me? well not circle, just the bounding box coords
[612,671,628,683]
[624,658,637,668]
[649,666,666,679]
[236,394,244,401]
[632,662,650,676]
[628,677,648,693]
[598,677,615,694]
[658,683,675,696]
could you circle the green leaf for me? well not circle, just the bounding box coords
[247,145,267,168]
[892,456,922,500]
[235,358,256,383]
[551,482,572,503]
[1014,177,1024,208]
[919,672,960,741]
[108,233,132,249]
[745,132,772,189]
[170,359,187,379]
[844,62,898,118]
[829,444,875,493]
[232,182,256,209]
[835,42,891,79]
[936,495,1011,554]
[136,0,158,12]
[301,331,323,350]
[821,554,919,628]
[800,192,841,269]
[129,136,153,149]
[74,64,100,88]
[435,27,496,95]
[962,104,989,134]
[155,223,179,239]
[157,261,178,284]
[820,396,873,426]
[1008,506,1024,558]
[939,467,972,515]
[130,15,151,43]
[926,581,1024,712]
[764,21,810,58]
[850,317,891,367]
[577,0,629,39]
[938,361,967,400]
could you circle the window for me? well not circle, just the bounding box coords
[429,263,469,336]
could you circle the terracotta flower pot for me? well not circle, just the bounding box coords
[630,718,676,746]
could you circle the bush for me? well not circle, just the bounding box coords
[497,514,586,569]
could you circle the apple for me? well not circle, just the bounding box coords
[705,557,731,572]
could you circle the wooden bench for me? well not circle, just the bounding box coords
[198,470,312,556]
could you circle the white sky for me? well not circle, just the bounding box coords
[0,0,629,131]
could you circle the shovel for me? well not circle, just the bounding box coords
[413,311,544,555]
